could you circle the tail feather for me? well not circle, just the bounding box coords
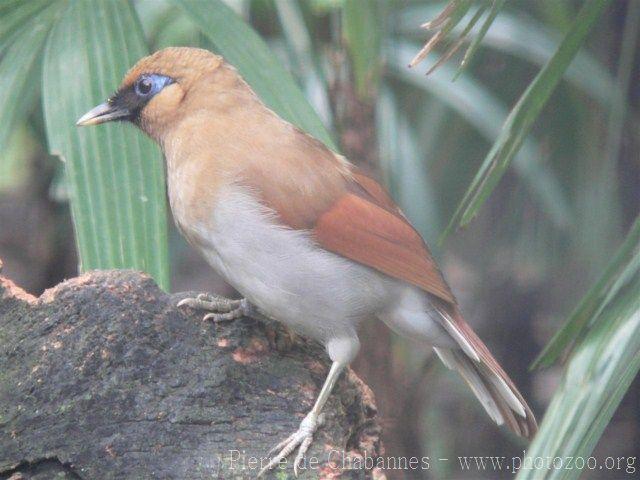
[434,348,504,425]
[434,347,537,439]
[430,301,538,439]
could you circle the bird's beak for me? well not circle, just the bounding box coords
[76,102,130,126]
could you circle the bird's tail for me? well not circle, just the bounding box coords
[434,346,537,439]
[429,301,537,439]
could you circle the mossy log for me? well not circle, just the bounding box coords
[0,270,382,479]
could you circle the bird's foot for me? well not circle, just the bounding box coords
[177,293,248,322]
[258,412,324,477]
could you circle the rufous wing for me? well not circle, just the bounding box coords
[313,174,455,304]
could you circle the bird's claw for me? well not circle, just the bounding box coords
[177,293,248,323]
[258,413,324,477]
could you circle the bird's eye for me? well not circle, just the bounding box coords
[135,77,153,96]
[131,74,173,101]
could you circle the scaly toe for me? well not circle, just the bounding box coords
[266,431,297,458]
[258,413,323,477]
[293,435,314,476]
[177,294,246,316]
[177,293,214,309]
[202,307,245,323]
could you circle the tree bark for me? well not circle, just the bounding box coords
[0,270,382,479]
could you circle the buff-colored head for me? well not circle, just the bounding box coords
[77,47,233,140]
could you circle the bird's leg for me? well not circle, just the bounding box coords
[177,293,249,322]
[258,361,345,477]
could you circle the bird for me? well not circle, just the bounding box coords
[77,47,537,475]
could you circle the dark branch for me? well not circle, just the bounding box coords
[0,270,382,479]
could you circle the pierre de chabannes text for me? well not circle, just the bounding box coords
[215,450,637,475]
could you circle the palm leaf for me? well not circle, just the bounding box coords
[42,0,170,288]
[517,272,640,480]
[454,0,504,78]
[0,0,52,52]
[409,0,504,74]
[533,215,640,369]
[376,85,442,244]
[343,0,382,99]
[388,41,570,230]
[399,3,614,105]
[441,0,611,240]
[409,0,472,69]
[0,3,63,157]
[273,0,333,127]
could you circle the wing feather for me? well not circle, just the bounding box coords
[313,189,455,304]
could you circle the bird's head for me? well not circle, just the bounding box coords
[76,47,225,141]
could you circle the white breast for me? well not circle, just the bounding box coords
[181,186,394,342]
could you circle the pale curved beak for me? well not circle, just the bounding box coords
[76,102,130,126]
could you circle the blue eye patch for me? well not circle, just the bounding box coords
[134,74,174,98]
